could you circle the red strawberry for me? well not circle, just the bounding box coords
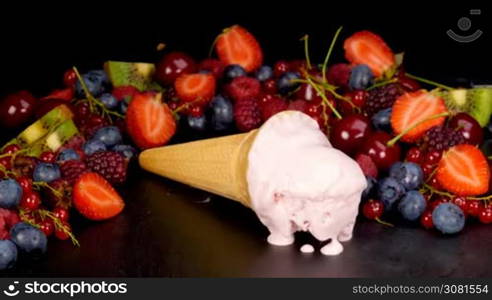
[259,96,288,121]
[112,86,138,102]
[436,145,490,196]
[355,153,378,178]
[391,90,448,142]
[215,25,263,72]
[73,172,125,221]
[226,76,261,102]
[126,92,176,149]
[174,73,216,105]
[41,88,74,102]
[344,31,395,77]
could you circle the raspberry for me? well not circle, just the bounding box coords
[85,151,127,185]
[198,59,225,79]
[60,160,88,184]
[226,76,261,102]
[355,153,379,178]
[234,98,262,132]
[61,135,86,152]
[0,208,20,239]
[326,63,351,88]
[421,126,465,152]
[259,96,288,121]
[364,83,405,115]
[288,99,309,113]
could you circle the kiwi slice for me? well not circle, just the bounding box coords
[442,88,492,127]
[104,61,155,91]
[27,119,79,157]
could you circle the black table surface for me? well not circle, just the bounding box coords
[3,167,491,278]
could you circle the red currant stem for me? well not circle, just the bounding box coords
[300,34,312,70]
[405,73,453,91]
[375,217,394,227]
[423,183,492,201]
[306,77,342,119]
[33,181,63,199]
[387,112,451,147]
[37,209,80,247]
[321,26,343,84]
[367,78,398,91]
[488,156,492,160]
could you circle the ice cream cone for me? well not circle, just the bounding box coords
[138,130,258,207]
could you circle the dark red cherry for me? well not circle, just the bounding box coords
[330,114,371,155]
[360,131,402,170]
[155,52,197,85]
[0,91,37,128]
[448,112,483,145]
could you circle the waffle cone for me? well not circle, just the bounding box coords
[139,130,258,207]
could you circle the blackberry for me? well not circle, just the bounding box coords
[421,126,465,152]
[60,160,88,184]
[85,151,127,185]
[364,83,405,115]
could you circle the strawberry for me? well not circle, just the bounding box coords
[391,90,448,142]
[215,25,263,72]
[73,172,125,221]
[174,73,216,105]
[41,88,74,102]
[344,31,395,77]
[436,145,490,196]
[126,92,176,149]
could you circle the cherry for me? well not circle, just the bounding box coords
[273,60,290,77]
[20,191,41,211]
[188,105,204,117]
[39,219,54,237]
[330,114,371,155]
[16,176,32,193]
[362,199,384,220]
[361,131,402,170]
[0,91,37,128]
[420,210,434,229]
[39,151,56,163]
[53,207,69,222]
[155,52,197,85]
[63,69,78,87]
[405,147,423,164]
[479,206,492,224]
[423,150,442,165]
[398,76,421,92]
[465,200,482,217]
[288,60,308,73]
[2,144,21,155]
[262,79,277,94]
[295,84,322,103]
[55,222,71,240]
[448,112,483,146]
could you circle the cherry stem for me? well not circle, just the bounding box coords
[367,78,398,91]
[387,112,451,147]
[375,217,394,227]
[306,77,342,119]
[300,34,312,70]
[405,73,453,91]
[321,26,343,84]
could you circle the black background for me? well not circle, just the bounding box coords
[1,4,492,277]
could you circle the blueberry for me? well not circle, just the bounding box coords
[119,101,128,115]
[209,95,234,131]
[362,177,377,200]
[277,71,301,95]
[33,163,61,183]
[377,177,405,210]
[83,139,107,156]
[187,115,207,131]
[398,191,426,221]
[0,179,22,209]
[432,203,465,234]
[10,223,47,256]
[57,149,80,163]
[100,93,118,110]
[349,64,374,90]
[255,65,273,82]
[0,240,17,270]
[92,126,122,147]
[112,144,137,160]
[372,108,392,131]
[75,70,108,97]
[224,64,247,81]
[389,162,424,190]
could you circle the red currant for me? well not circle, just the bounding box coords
[429,197,449,211]
[345,90,368,108]
[262,79,277,94]
[167,101,179,111]
[2,144,21,155]
[188,105,204,117]
[451,197,468,213]
[479,206,492,224]
[362,199,384,220]
[63,69,78,87]
[16,176,33,193]
[53,207,69,222]
[405,147,423,164]
[428,176,442,190]
[0,156,12,169]
[465,200,481,217]
[424,150,442,165]
[55,222,71,240]
[420,210,434,229]
[20,191,41,211]
[422,163,436,178]
[39,219,55,236]
[39,151,56,163]
[273,61,290,77]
